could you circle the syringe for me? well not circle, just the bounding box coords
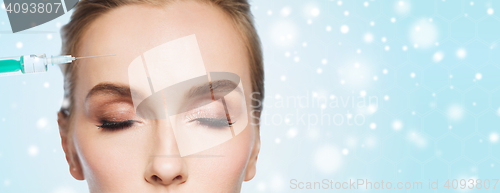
[0,54,114,76]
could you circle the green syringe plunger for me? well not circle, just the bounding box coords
[0,54,114,76]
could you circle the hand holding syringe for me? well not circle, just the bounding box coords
[0,54,115,76]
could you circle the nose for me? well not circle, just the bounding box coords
[145,156,187,186]
[144,119,188,186]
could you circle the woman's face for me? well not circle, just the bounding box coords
[58,2,260,192]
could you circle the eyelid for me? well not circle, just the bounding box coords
[183,100,226,121]
[88,100,146,124]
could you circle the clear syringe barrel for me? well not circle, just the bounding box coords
[24,54,50,74]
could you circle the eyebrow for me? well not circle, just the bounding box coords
[186,79,241,99]
[86,83,132,101]
[86,79,241,102]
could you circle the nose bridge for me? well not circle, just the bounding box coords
[145,114,188,186]
[144,92,189,186]
[153,115,178,155]
[150,89,184,158]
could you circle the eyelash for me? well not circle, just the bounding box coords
[96,120,139,131]
[189,118,235,128]
[96,118,234,131]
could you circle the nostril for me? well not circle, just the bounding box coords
[152,175,162,182]
[150,174,183,184]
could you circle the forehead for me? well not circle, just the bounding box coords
[74,1,249,97]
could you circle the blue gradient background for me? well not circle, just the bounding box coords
[1,0,500,192]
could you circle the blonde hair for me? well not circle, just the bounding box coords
[59,0,264,122]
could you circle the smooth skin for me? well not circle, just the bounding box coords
[57,1,260,192]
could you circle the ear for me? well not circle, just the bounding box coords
[244,126,261,181]
[57,111,85,181]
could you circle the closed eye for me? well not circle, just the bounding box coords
[96,120,139,131]
[189,118,235,128]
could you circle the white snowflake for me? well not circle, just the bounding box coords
[433,51,444,62]
[287,128,298,138]
[28,145,39,156]
[342,148,349,155]
[340,25,349,34]
[475,73,482,80]
[488,8,494,15]
[447,104,464,121]
[36,117,48,129]
[392,120,403,131]
[360,90,367,97]
[364,33,374,43]
[280,6,292,17]
[456,48,467,59]
[321,59,328,65]
[395,0,411,15]
[16,42,23,49]
[490,133,499,143]
[310,7,320,17]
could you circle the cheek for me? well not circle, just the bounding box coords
[72,116,149,189]
[189,125,254,187]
